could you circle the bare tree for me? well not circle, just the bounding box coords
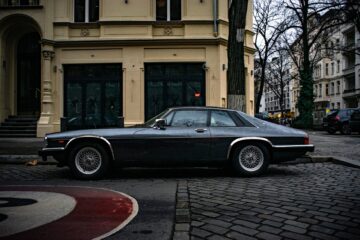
[265,47,293,117]
[227,0,248,111]
[253,0,289,113]
[285,0,343,128]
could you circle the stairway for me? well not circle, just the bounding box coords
[0,116,38,138]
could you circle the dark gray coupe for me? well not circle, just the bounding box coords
[39,107,314,179]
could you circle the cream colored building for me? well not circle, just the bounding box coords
[0,0,255,137]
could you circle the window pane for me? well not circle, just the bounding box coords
[75,0,85,22]
[89,0,99,22]
[104,81,120,127]
[211,111,236,127]
[171,110,207,127]
[66,83,83,128]
[171,0,181,20]
[156,0,167,21]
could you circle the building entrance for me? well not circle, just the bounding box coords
[17,32,41,116]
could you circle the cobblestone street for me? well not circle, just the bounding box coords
[1,162,360,240]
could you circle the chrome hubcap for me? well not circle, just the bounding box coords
[75,147,102,175]
[238,145,264,172]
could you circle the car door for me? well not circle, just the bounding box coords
[208,110,242,161]
[133,109,211,165]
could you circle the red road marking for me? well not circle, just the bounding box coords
[0,186,138,240]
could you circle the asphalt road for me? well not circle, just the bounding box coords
[0,163,359,240]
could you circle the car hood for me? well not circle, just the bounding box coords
[46,128,145,140]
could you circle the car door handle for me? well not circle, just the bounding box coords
[195,128,207,133]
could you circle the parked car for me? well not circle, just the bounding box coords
[323,108,357,134]
[39,107,314,179]
[349,109,360,134]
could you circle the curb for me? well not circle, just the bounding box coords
[311,155,360,168]
[173,180,190,240]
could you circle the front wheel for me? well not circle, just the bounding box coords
[69,142,109,180]
[232,143,270,177]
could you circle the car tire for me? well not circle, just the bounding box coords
[340,124,351,135]
[327,128,336,134]
[232,143,270,177]
[68,142,109,180]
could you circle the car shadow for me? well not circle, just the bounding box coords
[101,164,303,180]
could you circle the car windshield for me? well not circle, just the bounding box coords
[143,109,169,127]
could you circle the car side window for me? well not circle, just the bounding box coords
[352,111,360,120]
[164,111,174,126]
[171,110,208,127]
[210,111,237,127]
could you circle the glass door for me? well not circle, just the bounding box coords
[64,64,122,129]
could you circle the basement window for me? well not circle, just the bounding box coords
[156,0,181,21]
[74,0,99,23]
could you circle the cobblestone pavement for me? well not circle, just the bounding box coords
[307,131,360,161]
[1,162,360,240]
[176,163,360,240]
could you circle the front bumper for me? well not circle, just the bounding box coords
[38,147,65,161]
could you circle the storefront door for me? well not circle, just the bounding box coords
[17,32,41,116]
[145,63,206,120]
[64,64,122,129]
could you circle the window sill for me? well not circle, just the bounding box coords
[0,5,43,9]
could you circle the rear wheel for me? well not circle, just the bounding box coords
[232,143,270,177]
[68,142,109,180]
[327,128,336,134]
[340,124,351,135]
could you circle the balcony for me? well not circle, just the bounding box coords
[0,0,42,9]
[342,67,355,76]
[343,88,360,98]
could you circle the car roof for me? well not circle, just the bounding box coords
[168,106,238,112]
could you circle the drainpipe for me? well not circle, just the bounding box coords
[213,0,218,37]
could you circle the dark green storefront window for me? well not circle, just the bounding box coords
[64,64,122,130]
[145,63,206,120]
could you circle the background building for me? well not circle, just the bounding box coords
[0,0,255,137]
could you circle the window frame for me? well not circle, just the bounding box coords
[156,0,181,21]
[74,0,99,23]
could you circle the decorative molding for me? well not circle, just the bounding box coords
[164,26,173,36]
[41,38,228,47]
[80,28,90,37]
[42,50,55,60]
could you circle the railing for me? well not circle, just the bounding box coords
[0,0,40,7]
[343,88,356,94]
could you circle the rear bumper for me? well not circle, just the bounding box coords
[272,144,314,162]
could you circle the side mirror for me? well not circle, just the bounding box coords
[154,119,166,129]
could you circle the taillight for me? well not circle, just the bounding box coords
[335,115,340,121]
[304,135,310,144]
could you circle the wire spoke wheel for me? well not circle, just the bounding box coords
[75,147,102,175]
[238,145,264,172]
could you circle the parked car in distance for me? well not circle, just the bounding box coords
[349,109,360,134]
[323,108,357,134]
[39,107,314,179]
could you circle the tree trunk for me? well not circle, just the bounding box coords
[227,0,248,112]
[255,61,267,113]
[296,0,314,129]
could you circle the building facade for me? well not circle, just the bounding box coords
[0,0,256,137]
[290,23,360,126]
